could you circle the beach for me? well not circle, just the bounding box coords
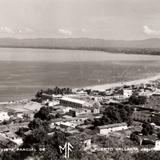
[85,74,160,91]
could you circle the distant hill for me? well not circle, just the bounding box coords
[0,38,160,55]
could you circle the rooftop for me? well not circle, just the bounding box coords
[97,122,127,129]
[60,97,86,105]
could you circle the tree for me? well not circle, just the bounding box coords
[152,114,160,126]
[111,151,135,160]
[41,131,68,160]
[35,90,43,99]
[22,127,47,149]
[0,152,16,160]
[141,122,154,135]
[129,95,147,105]
[130,131,139,141]
[16,127,29,137]
[28,118,50,132]
[157,131,160,139]
[134,151,160,160]
[93,104,133,127]
[34,106,52,120]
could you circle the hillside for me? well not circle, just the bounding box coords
[0,38,160,55]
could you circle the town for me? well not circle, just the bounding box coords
[1,80,160,159]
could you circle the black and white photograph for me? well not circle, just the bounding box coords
[0,0,160,159]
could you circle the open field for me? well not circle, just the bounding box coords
[0,101,41,113]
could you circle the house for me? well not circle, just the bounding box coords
[68,133,92,150]
[52,94,63,100]
[154,140,160,150]
[132,110,152,123]
[16,112,24,119]
[90,107,100,114]
[48,101,59,107]
[50,118,65,127]
[12,137,23,146]
[52,105,72,113]
[97,122,128,135]
[75,90,88,96]
[68,108,91,117]
[60,121,77,128]
[0,135,17,148]
[123,89,133,98]
[7,122,29,132]
[77,124,94,131]
[0,112,10,122]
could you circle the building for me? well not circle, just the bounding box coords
[0,135,17,148]
[60,97,86,108]
[41,93,53,101]
[123,89,133,98]
[0,112,10,122]
[68,108,91,117]
[77,124,94,131]
[16,112,24,119]
[52,94,63,100]
[154,140,160,150]
[48,101,59,107]
[68,133,92,150]
[90,107,100,114]
[132,110,152,123]
[52,105,72,114]
[75,90,88,96]
[97,122,128,135]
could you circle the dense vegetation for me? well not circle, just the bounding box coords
[0,106,82,160]
[34,86,72,102]
[35,86,72,98]
[141,122,154,136]
[129,95,147,105]
[93,104,134,126]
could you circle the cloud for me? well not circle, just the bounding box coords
[0,26,14,34]
[143,25,160,36]
[25,28,34,33]
[58,29,72,35]
[18,28,34,33]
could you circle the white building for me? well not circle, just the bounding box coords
[154,140,160,150]
[123,89,132,98]
[0,112,10,122]
[75,90,88,96]
[48,101,59,107]
[16,113,24,119]
[60,121,77,128]
[52,94,63,100]
[97,122,128,135]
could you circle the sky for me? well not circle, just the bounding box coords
[0,0,160,40]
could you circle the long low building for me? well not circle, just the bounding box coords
[60,97,86,108]
[97,122,128,135]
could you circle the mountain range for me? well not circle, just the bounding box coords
[0,38,160,55]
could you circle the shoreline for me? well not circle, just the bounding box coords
[1,73,160,104]
[84,74,160,91]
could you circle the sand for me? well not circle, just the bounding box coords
[84,74,160,91]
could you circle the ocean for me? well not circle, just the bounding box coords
[0,48,160,101]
